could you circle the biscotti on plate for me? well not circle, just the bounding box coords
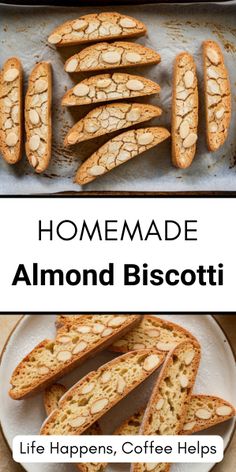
[0,57,23,164]
[110,315,198,354]
[203,40,231,152]
[9,314,141,399]
[131,340,201,472]
[48,12,146,47]
[64,103,162,146]
[172,52,198,169]
[25,62,52,173]
[62,73,161,107]
[75,127,170,185]
[40,349,164,435]
[64,42,161,73]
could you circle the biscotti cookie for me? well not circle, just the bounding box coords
[48,12,146,47]
[64,42,161,73]
[203,40,231,151]
[110,315,197,354]
[0,57,23,164]
[9,314,141,400]
[64,103,162,146]
[75,127,170,185]
[25,62,52,173]
[131,340,201,472]
[44,383,67,416]
[62,73,160,107]
[172,52,198,169]
[40,349,164,435]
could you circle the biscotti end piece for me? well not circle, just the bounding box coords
[9,315,141,400]
[44,383,67,416]
[48,12,146,47]
[64,103,162,146]
[0,57,23,164]
[203,40,231,152]
[172,52,198,169]
[40,349,165,435]
[75,127,170,186]
[64,42,161,73]
[25,62,52,173]
[61,73,161,107]
[182,394,236,434]
[110,315,198,355]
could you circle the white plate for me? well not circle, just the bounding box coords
[0,315,235,472]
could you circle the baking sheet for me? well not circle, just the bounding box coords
[0,2,236,194]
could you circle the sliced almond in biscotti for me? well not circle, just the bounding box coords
[203,40,231,152]
[0,57,23,164]
[25,62,52,173]
[131,340,201,472]
[9,315,141,400]
[48,12,146,47]
[62,73,160,107]
[40,349,164,435]
[172,52,198,169]
[64,103,162,146]
[110,315,198,355]
[75,127,170,185]
[64,41,161,73]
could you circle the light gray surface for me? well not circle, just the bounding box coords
[0,3,236,193]
[0,314,235,472]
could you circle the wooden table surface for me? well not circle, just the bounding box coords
[0,314,235,472]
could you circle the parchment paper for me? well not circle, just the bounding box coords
[0,2,236,194]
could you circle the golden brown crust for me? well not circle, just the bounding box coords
[9,315,141,400]
[64,42,161,73]
[172,52,198,169]
[61,73,161,107]
[75,127,170,186]
[203,40,231,152]
[25,62,52,173]
[0,57,23,164]
[44,383,67,416]
[48,12,146,47]
[64,103,162,146]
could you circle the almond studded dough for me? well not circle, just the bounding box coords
[48,12,146,47]
[64,103,162,146]
[25,62,52,173]
[40,349,164,435]
[75,127,170,185]
[110,315,198,355]
[172,52,198,169]
[64,42,161,73]
[203,40,231,151]
[0,57,23,164]
[62,73,160,107]
[131,340,201,472]
[9,314,141,400]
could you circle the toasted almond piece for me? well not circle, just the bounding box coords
[137,131,154,146]
[108,316,126,327]
[143,354,160,372]
[73,341,88,354]
[179,374,189,388]
[48,33,62,45]
[29,134,40,151]
[88,165,106,177]
[57,336,71,344]
[184,70,194,88]
[184,350,195,366]
[209,122,218,133]
[76,326,91,334]
[73,84,90,97]
[101,371,112,384]
[101,327,113,337]
[66,58,79,73]
[29,109,40,125]
[57,350,72,362]
[97,78,112,89]
[156,398,165,410]
[216,405,232,416]
[126,79,144,91]
[69,416,86,428]
[35,78,48,93]
[38,366,50,375]
[5,132,18,147]
[195,408,212,420]
[117,375,126,394]
[102,51,121,64]
[93,323,105,334]
[156,342,176,351]
[147,329,160,338]
[183,132,198,148]
[179,120,190,139]
[3,68,19,82]
[215,107,225,119]
[81,382,95,395]
[90,398,109,414]
[145,464,158,471]
[30,155,39,168]
[183,421,197,431]
[207,48,220,65]
[126,52,141,63]
[73,19,87,31]
[120,18,137,28]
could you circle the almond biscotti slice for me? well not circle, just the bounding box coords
[131,340,201,472]
[110,315,197,355]
[75,127,170,185]
[203,40,231,151]
[25,62,52,173]
[48,12,146,47]
[64,42,161,73]
[172,52,198,169]
[61,73,160,107]
[0,57,23,164]
[9,314,141,400]
[64,103,162,146]
[40,349,164,435]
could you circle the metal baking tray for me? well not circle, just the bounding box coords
[0,1,236,194]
